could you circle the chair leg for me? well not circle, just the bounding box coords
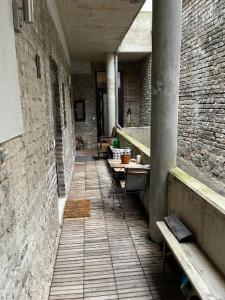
[112,192,115,208]
[97,149,100,159]
[162,240,166,281]
[122,191,126,219]
[109,172,115,199]
[117,192,122,208]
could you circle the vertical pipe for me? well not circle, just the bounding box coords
[149,0,183,242]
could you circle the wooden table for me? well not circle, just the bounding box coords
[107,159,150,171]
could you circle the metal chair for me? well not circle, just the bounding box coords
[117,167,150,218]
[97,127,117,159]
[109,167,125,207]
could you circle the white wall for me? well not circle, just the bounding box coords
[0,0,23,144]
[72,62,91,74]
[123,127,150,148]
[118,10,152,54]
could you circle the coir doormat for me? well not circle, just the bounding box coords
[64,199,90,218]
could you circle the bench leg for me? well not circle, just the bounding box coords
[162,240,166,281]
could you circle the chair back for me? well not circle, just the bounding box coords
[125,168,150,192]
[111,127,117,138]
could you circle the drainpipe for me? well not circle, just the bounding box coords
[149,0,183,242]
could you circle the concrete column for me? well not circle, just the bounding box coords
[106,53,116,136]
[114,53,119,126]
[149,0,182,242]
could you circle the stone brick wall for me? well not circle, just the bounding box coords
[72,73,97,149]
[0,1,74,299]
[120,62,141,127]
[178,0,225,183]
[139,54,151,127]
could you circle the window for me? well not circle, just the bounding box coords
[75,100,85,122]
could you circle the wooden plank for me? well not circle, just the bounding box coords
[49,161,185,300]
[157,221,225,300]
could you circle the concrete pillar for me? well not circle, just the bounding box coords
[106,53,116,136]
[149,0,182,242]
[114,53,119,126]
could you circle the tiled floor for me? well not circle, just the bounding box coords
[49,160,185,300]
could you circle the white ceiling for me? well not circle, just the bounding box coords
[56,0,145,62]
[118,10,152,58]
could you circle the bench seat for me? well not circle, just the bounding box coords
[157,221,225,300]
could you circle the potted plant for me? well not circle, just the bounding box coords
[121,146,131,164]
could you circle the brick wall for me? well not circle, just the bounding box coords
[0,1,74,299]
[139,54,151,127]
[120,62,141,127]
[72,73,97,149]
[178,0,225,183]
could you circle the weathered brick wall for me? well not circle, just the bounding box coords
[0,1,74,299]
[72,73,97,149]
[120,62,141,127]
[178,0,225,183]
[139,54,151,127]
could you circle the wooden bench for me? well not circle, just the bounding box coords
[156,221,225,300]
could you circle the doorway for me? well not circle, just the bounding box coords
[49,58,66,197]
[96,72,108,140]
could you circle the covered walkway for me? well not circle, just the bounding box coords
[49,160,184,300]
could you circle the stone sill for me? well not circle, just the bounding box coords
[117,129,150,157]
[170,167,225,214]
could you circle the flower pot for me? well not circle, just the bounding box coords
[121,154,131,164]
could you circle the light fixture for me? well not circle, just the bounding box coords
[22,0,34,24]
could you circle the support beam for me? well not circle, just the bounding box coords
[106,53,116,135]
[149,0,183,242]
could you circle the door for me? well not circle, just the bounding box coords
[96,87,108,140]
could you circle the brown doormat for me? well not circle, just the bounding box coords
[64,199,90,218]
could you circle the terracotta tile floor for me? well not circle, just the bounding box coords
[49,160,185,300]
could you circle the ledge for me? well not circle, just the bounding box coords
[117,129,150,157]
[170,167,225,214]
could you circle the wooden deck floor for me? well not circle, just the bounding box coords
[49,160,185,300]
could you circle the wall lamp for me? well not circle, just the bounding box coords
[13,0,34,32]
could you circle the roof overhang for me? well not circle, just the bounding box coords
[56,0,145,62]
